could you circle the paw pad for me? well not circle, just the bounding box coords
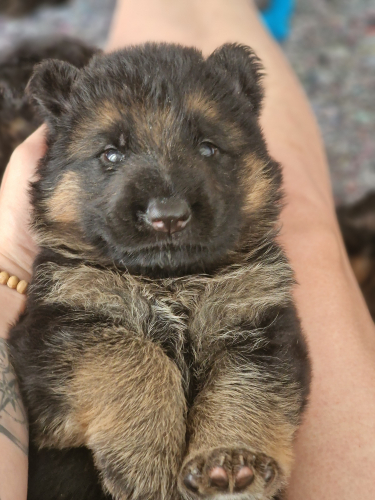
[209,466,229,489]
[234,465,254,490]
[180,447,280,498]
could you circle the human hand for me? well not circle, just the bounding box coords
[0,126,46,282]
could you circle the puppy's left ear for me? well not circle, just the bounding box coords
[26,59,80,126]
[206,43,264,116]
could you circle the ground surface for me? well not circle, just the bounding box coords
[0,0,374,203]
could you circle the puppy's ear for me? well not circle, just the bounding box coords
[27,59,80,125]
[206,43,264,116]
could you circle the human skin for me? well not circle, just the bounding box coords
[1,1,375,499]
[0,128,44,500]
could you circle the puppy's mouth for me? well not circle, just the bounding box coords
[90,220,241,276]
[107,241,228,277]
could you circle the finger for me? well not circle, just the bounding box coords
[0,125,47,196]
[0,127,46,279]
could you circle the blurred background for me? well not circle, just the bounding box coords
[0,0,374,205]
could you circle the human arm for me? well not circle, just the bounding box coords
[0,127,45,500]
[0,291,28,500]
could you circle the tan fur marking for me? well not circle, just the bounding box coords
[46,171,81,223]
[35,171,97,258]
[185,92,220,122]
[73,335,186,500]
[33,230,97,260]
[185,92,245,146]
[181,357,301,499]
[96,100,123,128]
[68,100,123,160]
[35,251,293,334]
[242,154,274,215]
[33,250,293,390]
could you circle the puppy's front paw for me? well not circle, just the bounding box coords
[179,447,281,499]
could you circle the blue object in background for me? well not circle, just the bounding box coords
[260,0,295,42]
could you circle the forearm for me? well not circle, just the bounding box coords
[0,127,44,500]
[0,287,28,500]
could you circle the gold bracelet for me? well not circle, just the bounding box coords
[0,270,28,294]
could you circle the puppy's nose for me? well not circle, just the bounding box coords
[146,198,191,234]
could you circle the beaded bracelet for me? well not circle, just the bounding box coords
[0,270,28,294]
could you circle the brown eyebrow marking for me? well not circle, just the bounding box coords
[68,100,123,160]
[184,92,220,122]
[184,91,246,148]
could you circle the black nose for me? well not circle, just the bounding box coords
[146,198,191,234]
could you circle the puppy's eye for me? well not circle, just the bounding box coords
[199,142,218,158]
[102,148,124,164]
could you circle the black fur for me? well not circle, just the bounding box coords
[28,444,111,500]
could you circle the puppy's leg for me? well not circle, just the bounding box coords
[179,309,309,500]
[11,318,187,500]
[69,334,187,500]
[180,356,296,500]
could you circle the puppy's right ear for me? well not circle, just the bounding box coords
[27,59,80,126]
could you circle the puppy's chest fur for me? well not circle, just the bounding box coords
[32,247,293,367]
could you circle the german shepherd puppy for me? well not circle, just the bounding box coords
[8,43,310,500]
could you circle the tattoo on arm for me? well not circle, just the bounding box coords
[0,339,28,455]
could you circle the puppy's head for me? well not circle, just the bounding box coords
[29,43,282,276]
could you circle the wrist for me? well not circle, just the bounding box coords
[0,249,33,284]
[0,435,28,500]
